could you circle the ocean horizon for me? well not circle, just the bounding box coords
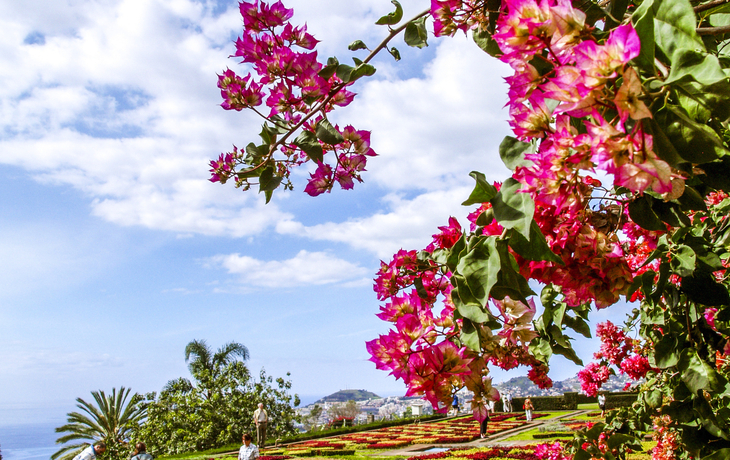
[0,422,60,460]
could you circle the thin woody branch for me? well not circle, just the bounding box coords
[697,24,730,34]
[694,0,730,13]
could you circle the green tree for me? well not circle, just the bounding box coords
[304,404,323,431]
[137,341,299,455]
[184,339,249,399]
[53,387,146,460]
[328,400,360,420]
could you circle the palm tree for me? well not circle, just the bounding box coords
[52,387,146,460]
[184,339,249,380]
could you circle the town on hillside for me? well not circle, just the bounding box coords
[295,374,636,429]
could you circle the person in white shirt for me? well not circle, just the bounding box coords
[253,402,269,447]
[238,433,259,460]
[72,442,106,460]
[598,393,607,417]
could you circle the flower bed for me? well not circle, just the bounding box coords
[406,446,549,460]
[280,414,545,455]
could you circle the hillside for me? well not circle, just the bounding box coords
[314,389,381,404]
[494,373,636,396]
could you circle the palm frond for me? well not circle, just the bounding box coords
[213,342,250,367]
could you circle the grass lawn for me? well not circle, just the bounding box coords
[577,403,599,410]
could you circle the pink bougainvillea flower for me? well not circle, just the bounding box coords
[614,67,652,122]
[426,217,463,251]
[509,91,554,140]
[303,162,333,196]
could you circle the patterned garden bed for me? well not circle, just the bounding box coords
[406,445,551,460]
[274,413,549,456]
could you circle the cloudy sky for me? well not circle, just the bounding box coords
[0,0,630,426]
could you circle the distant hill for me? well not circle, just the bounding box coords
[314,389,381,404]
[495,373,636,396]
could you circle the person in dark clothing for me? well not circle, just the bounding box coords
[480,413,490,438]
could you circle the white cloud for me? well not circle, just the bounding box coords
[0,0,514,247]
[208,249,369,287]
[279,187,476,258]
[344,34,514,192]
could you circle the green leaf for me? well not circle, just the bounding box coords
[678,348,724,393]
[456,238,501,306]
[681,272,730,306]
[404,17,428,49]
[675,79,730,123]
[388,47,401,61]
[348,40,368,51]
[451,275,490,323]
[605,0,630,29]
[670,244,696,276]
[563,315,592,339]
[704,449,730,460]
[462,171,498,205]
[445,233,467,271]
[499,136,533,171]
[653,334,680,368]
[472,28,501,57]
[460,319,481,352]
[318,57,339,80]
[652,0,703,62]
[646,389,663,409]
[606,433,638,450]
[315,118,344,145]
[258,166,282,203]
[414,277,429,300]
[677,185,708,212]
[293,130,324,164]
[631,0,656,71]
[349,62,377,82]
[661,105,729,164]
[652,200,692,228]
[664,49,729,86]
[508,221,564,264]
[375,0,403,25]
[551,342,584,366]
[700,157,730,191]
[491,178,534,240]
[529,337,553,362]
[629,195,666,231]
[644,118,684,167]
[335,64,355,83]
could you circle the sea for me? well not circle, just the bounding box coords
[0,403,68,460]
[0,422,59,460]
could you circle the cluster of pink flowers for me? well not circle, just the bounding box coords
[368,207,559,417]
[210,0,376,195]
[576,362,612,397]
[535,441,572,460]
[651,415,680,460]
[495,0,671,198]
[431,0,489,36]
[578,321,655,395]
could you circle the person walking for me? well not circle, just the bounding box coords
[506,391,513,412]
[451,394,459,416]
[253,402,269,448]
[72,442,106,460]
[130,442,153,460]
[523,397,534,422]
[479,413,490,439]
[238,434,259,460]
[598,393,607,417]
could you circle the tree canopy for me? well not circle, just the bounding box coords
[53,387,145,460]
[212,0,730,458]
[137,340,299,455]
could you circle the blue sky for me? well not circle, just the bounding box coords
[0,0,630,426]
